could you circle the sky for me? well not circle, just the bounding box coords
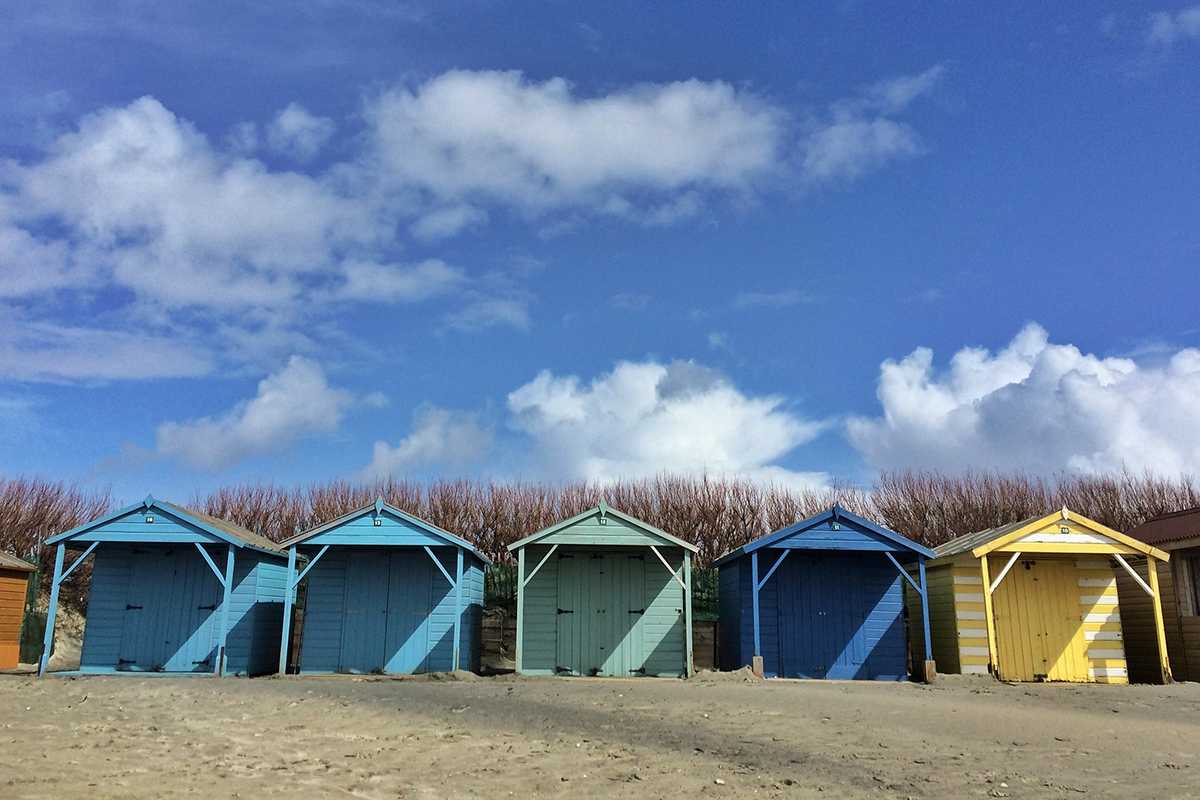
[3,2,1200,505]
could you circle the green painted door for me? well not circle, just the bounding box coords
[556,551,645,676]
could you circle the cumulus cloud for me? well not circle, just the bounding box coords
[847,324,1200,475]
[153,355,358,470]
[507,360,828,487]
[1149,5,1200,46]
[266,102,336,161]
[336,258,465,303]
[360,405,494,477]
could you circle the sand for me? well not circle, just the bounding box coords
[1,670,1199,798]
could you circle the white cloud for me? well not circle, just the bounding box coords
[360,405,494,477]
[364,70,786,215]
[336,258,465,303]
[507,360,828,488]
[153,355,358,470]
[1149,6,1200,46]
[0,313,214,383]
[847,323,1200,475]
[441,290,533,333]
[266,102,336,161]
[800,66,941,184]
[409,204,489,241]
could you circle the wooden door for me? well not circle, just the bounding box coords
[993,558,1088,681]
[340,550,390,672]
[556,551,646,676]
[384,552,431,673]
[162,549,221,672]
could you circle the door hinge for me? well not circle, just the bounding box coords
[629,554,644,560]
[629,608,645,615]
[198,604,217,611]
[631,667,646,675]
[118,659,135,665]
[193,658,211,666]
[555,665,573,674]
[588,667,601,676]
[557,608,574,615]
[590,553,604,559]
[558,553,574,559]
[126,604,143,611]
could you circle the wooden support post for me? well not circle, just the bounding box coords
[38,544,66,677]
[751,551,761,660]
[751,656,764,678]
[515,546,525,674]
[919,557,935,681]
[684,552,694,677]
[217,545,235,677]
[278,547,297,676]
[454,548,464,672]
[1147,556,1173,684]
[979,556,999,677]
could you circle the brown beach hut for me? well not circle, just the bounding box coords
[0,552,36,669]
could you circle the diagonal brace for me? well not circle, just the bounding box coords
[293,545,330,586]
[424,545,455,585]
[650,545,687,591]
[522,543,558,587]
[884,551,922,595]
[756,550,790,591]
[60,542,99,583]
[195,543,230,587]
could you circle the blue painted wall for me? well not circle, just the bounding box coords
[718,515,914,680]
[80,543,287,676]
[297,545,484,674]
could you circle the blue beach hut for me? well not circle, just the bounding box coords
[39,496,289,676]
[278,499,488,675]
[716,505,935,680]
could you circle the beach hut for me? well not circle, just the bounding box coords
[911,508,1171,683]
[716,505,935,680]
[509,501,697,677]
[39,496,289,677]
[0,552,36,669]
[1121,507,1200,683]
[278,499,488,675]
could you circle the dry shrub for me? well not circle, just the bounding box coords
[0,476,112,609]
[12,468,1200,613]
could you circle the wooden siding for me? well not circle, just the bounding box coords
[770,521,912,553]
[297,546,484,675]
[519,544,687,677]
[717,562,742,670]
[0,568,29,669]
[79,544,284,676]
[905,562,961,675]
[1117,555,1193,683]
[535,515,668,548]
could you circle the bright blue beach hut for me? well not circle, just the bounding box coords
[716,505,935,680]
[39,496,288,676]
[278,499,488,675]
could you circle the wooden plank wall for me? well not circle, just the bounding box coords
[1075,559,1127,684]
[0,569,29,668]
[1116,556,1195,683]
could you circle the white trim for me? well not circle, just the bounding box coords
[958,628,989,639]
[989,551,1022,595]
[955,592,985,604]
[1084,612,1120,624]
[1113,553,1154,597]
[960,646,990,657]
[1078,577,1117,587]
[1080,595,1119,606]
[953,575,984,585]
[961,664,990,674]
[1085,630,1123,641]
[1087,649,1125,660]
[955,610,986,621]
[1089,666,1128,678]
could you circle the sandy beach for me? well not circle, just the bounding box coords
[1,669,1198,799]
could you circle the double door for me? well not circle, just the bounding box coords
[776,552,872,679]
[339,551,433,674]
[121,547,221,672]
[556,551,646,676]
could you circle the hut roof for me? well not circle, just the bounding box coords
[932,508,1167,561]
[714,504,935,567]
[508,500,698,553]
[280,499,491,562]
[0,551,36,572]
[1126,506,1200,547]
[48,496,285,555]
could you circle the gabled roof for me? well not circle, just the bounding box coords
[933,507,1168,561]
[47,495,285,555]
[507,500,698,553]
[0,551,36,572]
[281,498,491,562]
[713,504,935,567]
[1126,506,1200,547]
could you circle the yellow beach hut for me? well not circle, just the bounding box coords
[908,508,1171,683]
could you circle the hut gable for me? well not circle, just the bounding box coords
[282,499,487,557]
[509,501,697,554]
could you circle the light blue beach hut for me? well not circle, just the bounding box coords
[278,499,488,674]
[716,505,935,680]
[39,496,288,676]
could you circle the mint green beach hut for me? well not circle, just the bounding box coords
[508,501,697,677]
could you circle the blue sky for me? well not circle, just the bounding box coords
[3,2,1200,504]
